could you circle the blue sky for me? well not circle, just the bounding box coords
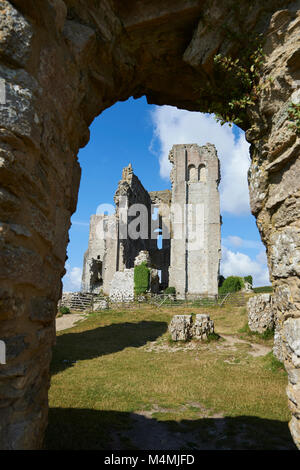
[63,97,270,291]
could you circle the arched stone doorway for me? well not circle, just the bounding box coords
[0,0,299,449]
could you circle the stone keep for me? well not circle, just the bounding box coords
[168,144,221,297]
[81,164,156,295]
[82,145,221,298]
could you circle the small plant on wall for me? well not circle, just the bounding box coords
[212,36,265,127]
[134,262,150,295]
[288,102,300,135]
[195,27,266,129]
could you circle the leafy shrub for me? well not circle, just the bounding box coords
[134,262,150,295]
[288,102,300,135]
[253,285,273,293]
[219,276,244,295]
[59,306,70,315]
[244,275,253,286]
[164,286,176,295]
[211,35,265,127]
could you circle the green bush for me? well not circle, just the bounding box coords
[164,287,176,295]
[253,286,273,293]
[134,262,150,295]
[244,275,253,285]
[59,306,70,315]
[219,276,244,295]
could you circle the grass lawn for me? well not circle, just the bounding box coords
[45,305,296,450]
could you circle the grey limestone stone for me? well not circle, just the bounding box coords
[169,315,193,341]
[247,294,275,334]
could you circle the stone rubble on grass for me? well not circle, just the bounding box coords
[169,314,214,342]
[169,315,193,341]
[192,314,215,340]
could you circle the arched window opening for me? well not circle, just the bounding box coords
[199,164,206,182]
[188,164,197,182]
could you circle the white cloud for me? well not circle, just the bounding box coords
[71,220,89,227]
[63,264,82,292]
[150,106,251,215]
[220,246,270,287]
[224,235,262,250]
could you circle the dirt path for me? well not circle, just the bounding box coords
[145,334,272,357]
[220,334,271,357]
[56,313,87,332]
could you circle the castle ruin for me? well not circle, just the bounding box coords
[81,143,221,298]
[1,1,299,450]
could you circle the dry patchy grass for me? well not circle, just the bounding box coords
[45,305,295,450]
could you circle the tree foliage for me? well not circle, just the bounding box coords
[219,276,244,295]
[134,262,150,295]
[244,275,253,286]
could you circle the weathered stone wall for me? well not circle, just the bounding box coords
[115,164,155,270]
[245,6,300,446]
[0,0,299,450]
[81,214,118,294]
[247,294,275,333]
[149,190,171,288]
[109,269,135,302]
[168,143,221,297]
[82,165,166,295]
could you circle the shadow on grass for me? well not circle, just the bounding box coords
[45,407,297,450]
[51,320,168,375]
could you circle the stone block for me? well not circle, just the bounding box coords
[192,314,214,340]
[169,314,215,342]
[169,315,193,341]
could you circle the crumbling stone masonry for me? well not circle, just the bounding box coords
[0,0,299,450]
[169,315,193,342]
[168,143,221,297]
[82,144,221,299]
[247,293,285,361]
[82,164,157,295]
[169,314,214,341]
[247,294,275,334]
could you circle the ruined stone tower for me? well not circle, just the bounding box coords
[82,144,221,298]
[168,144,221,297]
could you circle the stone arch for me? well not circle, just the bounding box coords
[0,0,299,449]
